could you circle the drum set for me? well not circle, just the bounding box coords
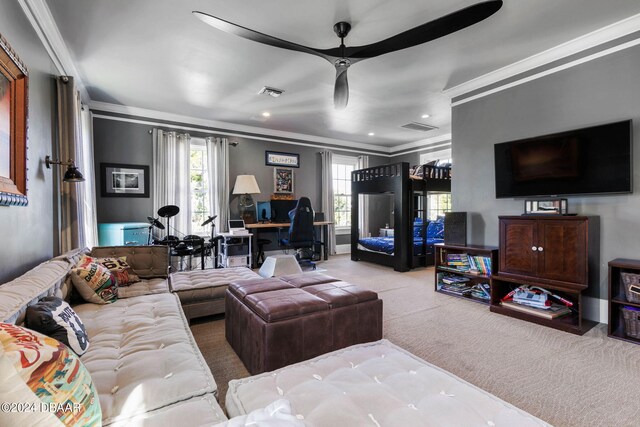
[146,204,220,271]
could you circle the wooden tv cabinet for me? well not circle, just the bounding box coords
[490,215,599,335]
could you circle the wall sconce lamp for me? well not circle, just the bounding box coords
[45,155,85,182]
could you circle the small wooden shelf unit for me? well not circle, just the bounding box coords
[608,258,640,344]
[434,244,498,305]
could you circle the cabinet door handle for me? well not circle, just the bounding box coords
[538,246,544,252]
[531,246,537,251]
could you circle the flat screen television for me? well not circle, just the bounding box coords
[494,120,632,198]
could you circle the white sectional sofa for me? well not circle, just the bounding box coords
[0,246,228,426]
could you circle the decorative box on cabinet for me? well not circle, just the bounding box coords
[98,222,150,246]
[491,215,599,335]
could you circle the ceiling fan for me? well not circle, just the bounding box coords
[193,1,503,110]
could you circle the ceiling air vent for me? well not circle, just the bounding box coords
[401,122,438,132]
[258,86,284,97]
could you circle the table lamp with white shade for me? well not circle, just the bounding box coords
[233,175,261,224]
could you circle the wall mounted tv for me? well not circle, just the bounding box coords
[494,120,632,198]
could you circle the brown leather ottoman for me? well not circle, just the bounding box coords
[225,273,383,374]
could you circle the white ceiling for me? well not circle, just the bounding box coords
[45,0,640,149]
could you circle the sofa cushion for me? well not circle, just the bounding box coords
[116,278,168,299]
[226,339,550,427]
[0,322,101,426]
[74,293,217,425]
[169,267,262,304]
[25,296,89,355]
[69,257,118,304]
[91,246,168,279]
[106,394,227,427]
[0,259,73,324]
[213,399,303,427]
[86,256,140,286]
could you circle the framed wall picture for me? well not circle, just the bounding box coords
[0,33,29,207]
[101,163,150,198]
[265,151,300,168]
[274,167,294,194]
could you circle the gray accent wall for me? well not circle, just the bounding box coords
[92,116,389,249]
[452,44,640,301]
[0,2,57,283]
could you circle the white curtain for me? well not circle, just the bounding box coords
[152,130,191,237]
[56,76,96,253]
[79,107,98,248]
[206,136,230,232]
[357,155,370,238]
[320,149,336,255]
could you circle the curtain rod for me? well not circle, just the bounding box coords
[147,128,238,145]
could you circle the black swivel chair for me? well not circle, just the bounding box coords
[278,197,317,269]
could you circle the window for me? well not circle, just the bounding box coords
[428,192,452,221]
[190,140,210,235]
[332,155,358,229]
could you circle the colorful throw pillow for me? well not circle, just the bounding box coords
[86,256,140,287]
[69,257,118,304]
[0,322,101,426]
[26,297,89,356]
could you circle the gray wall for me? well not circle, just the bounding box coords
[452,45,640,301]
[0,2,58,283]
[93,119,154,223]
[92,116,389,248]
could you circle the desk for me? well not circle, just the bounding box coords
[245,221,333,268]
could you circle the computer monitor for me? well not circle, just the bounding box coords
[271,199,298,223]
[228,219,245,232]
[256,201,271,222]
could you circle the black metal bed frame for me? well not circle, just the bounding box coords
[350,162,451,272]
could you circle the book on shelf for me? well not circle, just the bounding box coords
[441,275,470,284]
[501,300,571,320]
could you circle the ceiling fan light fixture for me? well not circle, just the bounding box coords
[258,86,284,98]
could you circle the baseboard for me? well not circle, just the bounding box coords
[335,244,351,255]
[582,296,608,324]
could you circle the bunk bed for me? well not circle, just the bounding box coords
[350,162,451,272]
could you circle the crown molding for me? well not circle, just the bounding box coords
[18,0,89,101]
[90,101,400,156]
[391,133,451,154]
[444,12,640,103]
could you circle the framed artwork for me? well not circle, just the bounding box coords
[0,33,29,207]
[273,167,294,194]
[101,163,149,198]
[265,151,300,168]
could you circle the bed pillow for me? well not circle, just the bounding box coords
[25,297,89,356]
[69,257,118,304]
[86,255,140,287]
[0,322,101,426]
[427,216,445,239]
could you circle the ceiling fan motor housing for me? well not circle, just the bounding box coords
[333,21,352,39]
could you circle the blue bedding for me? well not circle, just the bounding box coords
[358,236,443,255]
[358,216,445,255]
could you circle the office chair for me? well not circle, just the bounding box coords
[278,197,317,269]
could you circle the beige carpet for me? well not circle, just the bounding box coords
[190,255,640,426]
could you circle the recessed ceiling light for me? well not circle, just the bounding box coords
[368,132,375,136]
[421,114,430,119]
[262,112,271,117]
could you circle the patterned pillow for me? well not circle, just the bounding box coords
[0,323,101,426]
[69,257,118,304]
[26,297,90,356]
[85,255,140,287]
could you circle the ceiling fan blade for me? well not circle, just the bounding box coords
[339,0,503,59]
[193,11,335,62]
[334,61,350,110]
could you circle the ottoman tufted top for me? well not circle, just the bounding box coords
[228,278,294,301]
[244,288,329,322]
[279,272,339,288]
[299,281,378,308]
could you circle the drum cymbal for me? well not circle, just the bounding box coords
[147,216,165,230]
[158,205,180,218]
[201,215,217,226]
